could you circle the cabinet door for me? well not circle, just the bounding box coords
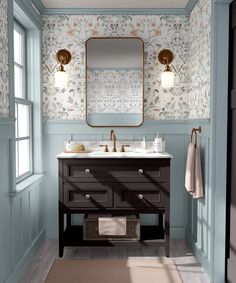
[64,183,113,208]
[115,183,167,209]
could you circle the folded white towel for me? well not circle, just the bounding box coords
[98,217,127,236]
[185,142,204,199]
[185,142,195,192]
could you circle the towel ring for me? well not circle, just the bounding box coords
[191,130,198,147]
[190,126,201,147]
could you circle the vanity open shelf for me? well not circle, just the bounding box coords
[62,224,165,247]
[57,154,172,257]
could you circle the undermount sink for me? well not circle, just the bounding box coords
[88,151,135,157]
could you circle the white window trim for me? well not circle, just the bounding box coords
[14,22,34,183]
[15,98,33,183]
[14,21,27,100]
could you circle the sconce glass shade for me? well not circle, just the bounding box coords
[161,69,174,88]
[55,69,68,88]
[54,49,71,88]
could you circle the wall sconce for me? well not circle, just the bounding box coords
[55,49,72,88]
[158,49,174,88]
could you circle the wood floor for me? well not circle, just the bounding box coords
[20,240,209,283]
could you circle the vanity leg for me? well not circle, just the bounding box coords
[159,214,164,229]
[165,209,170,257]
[67,213,71,228]
[59,202,64,258]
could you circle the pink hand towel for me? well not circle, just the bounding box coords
[185,142,195,192]
[191,144,204,199]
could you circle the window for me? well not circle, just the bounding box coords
[14,22,33,182]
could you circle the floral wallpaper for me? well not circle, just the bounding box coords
[189,0,211,119]
[42,15,191,120]
[0,0,9,117]
[87,69,142,113]
[42,4,211,121]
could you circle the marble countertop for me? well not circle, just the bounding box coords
[57,151,173,159]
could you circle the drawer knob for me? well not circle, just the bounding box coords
[138,194,144,200]
[85,169,90,174]
[85,194,91,200]
[138,169,143,174]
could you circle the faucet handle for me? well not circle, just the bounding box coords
[120,145,130,152]
[100,144,109,152]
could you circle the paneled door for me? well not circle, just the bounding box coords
[226,1,236,282]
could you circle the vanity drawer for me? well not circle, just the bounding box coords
[63,183,113,208]
[63,159,167,182]
[115,183,167,209]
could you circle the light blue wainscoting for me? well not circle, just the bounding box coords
[0,119,45,283]
[43,119,211,245]
[186,127,212,278]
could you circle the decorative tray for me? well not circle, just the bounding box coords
[64,150,91,153]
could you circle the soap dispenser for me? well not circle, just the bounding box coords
[154,132,162,153]
[141,137,147,150]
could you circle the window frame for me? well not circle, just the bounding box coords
[14,21,34,183]
[14,21,27,100]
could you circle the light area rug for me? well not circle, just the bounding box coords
[45,258,183,283]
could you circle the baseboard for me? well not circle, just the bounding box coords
[46,226,58,239]
[194,244,211,282]
[4,229,45,283]
[170,227,186,239]
[185,229,211,282]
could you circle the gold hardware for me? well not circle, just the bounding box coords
[56,49,72,66]
[110,130,117,152]
[100,144,109,152]
[120,145,130,152]
[158,49,174,65]
[191,126,202,147]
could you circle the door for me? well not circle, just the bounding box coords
[226,1,236,282]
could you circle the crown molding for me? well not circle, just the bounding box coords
[37,0,199,15]
[33,0,235,16]
[31,0,45,14]
[15,0,43,28]
[42,8,188,15]
[185,0,199,13]
[214,0,233,3]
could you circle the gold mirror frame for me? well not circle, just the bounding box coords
[85,37,144,128]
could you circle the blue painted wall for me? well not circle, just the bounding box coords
[0,120,45,283]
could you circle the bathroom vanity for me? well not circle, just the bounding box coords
[57,152,172,257]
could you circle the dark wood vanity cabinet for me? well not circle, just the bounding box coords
[58,157,171,257]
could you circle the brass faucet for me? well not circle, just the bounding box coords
[110,130,117,152]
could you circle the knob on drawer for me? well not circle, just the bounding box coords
[85,169,90,174]
[138,169,143,174]
[138,194,144,200]
[85,194,91,200]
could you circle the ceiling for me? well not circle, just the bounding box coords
[41,0,189,9]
